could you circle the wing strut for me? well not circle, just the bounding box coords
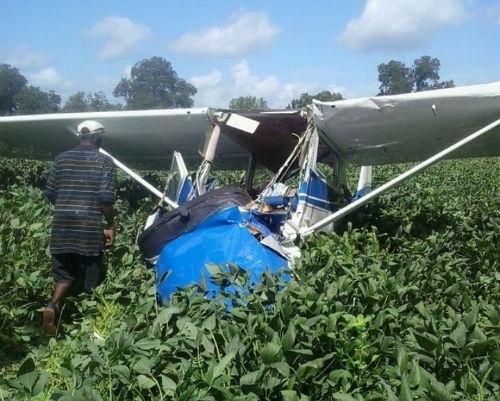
[98,148,178,209]
[299,117,500,238]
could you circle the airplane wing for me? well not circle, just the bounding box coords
[0,107,307,171]
[0,107,270,170]
[1,81,498,172]
[313,82,500,165]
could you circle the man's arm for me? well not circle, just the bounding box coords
[98,156,116,247]
[101,203,115,247]
[44,161,59,205]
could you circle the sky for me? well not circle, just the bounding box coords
[1,0,499,108]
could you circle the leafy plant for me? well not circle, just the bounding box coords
[0,156,498,400]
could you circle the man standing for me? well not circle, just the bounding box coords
[43,120,116,335]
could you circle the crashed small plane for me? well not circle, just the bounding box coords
[1,81,499,301]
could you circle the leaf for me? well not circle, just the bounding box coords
[59,385,104,401]
[32,372,49,396]
[414,331,438,352]
[415,302,427,316]
[178,384,198,401]
[282,321,296,350]
[429,378,452,401]
[17,371,38,393]
[240,369,262,386]
[155,305,182,325]
[450,322,466,347]
[29,222,43,230]
[445,380,455,394]
[260,342,282,365]
[383,382,399,401]
[17,358,37,392]
[408,362,421,387]
[202,314,216,331]
[201,334,215,355]
[399,374,413,401]
[491,362,500,382]
[373,310,384,329]
[161,375,177,392]
[134,338,162,350]
[133,357,153,374]
[396,342,408,375]
[296,357,325,380]
[59,362,74,377]
[281,298,293,319]
[0,388,11,399]
[227,262,243,276]
[464,304,478,328]
[332,393,359,401]
[86,341,106,366]
[288,348,313,356]
[212,351,236,381]
[198,270,208,292]
[470,326,487,342]
[281,390,299,401]
[328,369,352,383]
[112,365,130,381]
[17,357,35,377]
[138,375,156,389]
[271,361,290,378]
[206,263,223,278]
[486,305,499,325]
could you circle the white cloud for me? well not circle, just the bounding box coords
[4,47,50,69]
[29,67,72,89]
[169,11,279,56]
[326,83,348,97]
[230,60,281,96]
[190,60,331,108]
[190,70,222,87]
[338,0,465,52]
[88,16,152,60]
[485,1,500,24]
[123,65,132,78]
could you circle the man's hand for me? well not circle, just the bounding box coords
[103,226,115,247]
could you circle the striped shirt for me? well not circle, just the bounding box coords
[44,145,116,256]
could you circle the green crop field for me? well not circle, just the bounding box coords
[0,157,498,401]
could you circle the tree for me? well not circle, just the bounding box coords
[62,91,121,113]
[289,90,343,109]
[87,91,119,111]
[62,91,88,112]
[377,56,455,95]
[377,61,413,95]
[15,86,61,114]
[0,64,27,115]
[113,57,196,110]
[228,95,268,110]
[413,56,454,91]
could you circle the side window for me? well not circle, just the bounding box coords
[166,152,190,203]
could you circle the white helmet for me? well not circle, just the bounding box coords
[77,120,105,136]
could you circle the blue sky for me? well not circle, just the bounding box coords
[1,0,498,108]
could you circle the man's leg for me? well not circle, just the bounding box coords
[43,254,75,334]
[83,253,105,292]
[43,281,72,335]
[51,281,72,309]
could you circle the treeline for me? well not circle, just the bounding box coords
[0,55,453,115]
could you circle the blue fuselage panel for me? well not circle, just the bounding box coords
[155,205,288,302]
